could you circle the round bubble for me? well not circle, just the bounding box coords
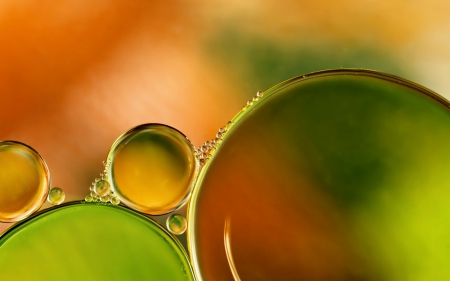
[0,141,50,222]
[47,187,65,205]
[166,214,187,235]
[107,124,198,215]
[0,203,194,280]
[188,69,450,280]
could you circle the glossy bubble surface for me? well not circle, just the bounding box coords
[167,214,187,235]
[188,69,450,280]
[0,141,50,222]
[47,187,65,205]
[107,124,198,215]
[0,203,194,281]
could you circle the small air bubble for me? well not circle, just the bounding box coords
[111,196,120,205]
[95,180,110,197]
[166,214,187,235]
[47,187,65,205]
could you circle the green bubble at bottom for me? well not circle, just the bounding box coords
[0,203,194,281]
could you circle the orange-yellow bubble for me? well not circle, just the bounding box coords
[107,124,198,215]
[0,141,50,222]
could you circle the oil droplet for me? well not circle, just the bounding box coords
[95,180,110,197]
[85,195,93,202]
[0,141,50,222]
[47,187,65,205]
[111,196,120,205]
[166,214,187,235]
[107,124,198,215]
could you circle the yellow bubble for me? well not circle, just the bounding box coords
[166,214,187,235]
[107,124,198,215]
[94,180,110,197]
[0,141,50,222]
[47,187,65,205]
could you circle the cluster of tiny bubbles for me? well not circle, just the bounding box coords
[195,121,232,167]
[47,187,65,205]
[166,214,187,235]
[242,90,264,111]
[84,159,120,205]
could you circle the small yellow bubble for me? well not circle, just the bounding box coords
[166,214,187,235]
[47,187,65,205]
[95,180,110,197]
[111,196,120,205]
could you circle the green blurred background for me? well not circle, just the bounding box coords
[0,0,449,232]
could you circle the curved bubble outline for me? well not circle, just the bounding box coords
[0,200,196,279]
[106,123,200,216]
[185,68,450,280]
[0,140,51,223]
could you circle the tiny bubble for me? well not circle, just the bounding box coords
[95,180,111,197]
[111,196,120,205]
[166,214,187,235]
[47,187,65,205]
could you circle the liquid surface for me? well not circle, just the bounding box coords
[108,124,198,215]
[0,203,194,281]
[0,141,50,222]
[188,70,450,280]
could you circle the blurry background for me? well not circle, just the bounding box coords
[1,0,449,232]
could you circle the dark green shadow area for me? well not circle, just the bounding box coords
[205,28,410,95]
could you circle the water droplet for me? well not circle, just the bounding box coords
[47,187,65,205]
[166,214,187,235]
[100,196,109,203]
[85,195,93,202]
[0,141,50,222]
[106,124,198,215]
[95,180,110,197]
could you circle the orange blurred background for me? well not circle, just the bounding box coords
[1,0,449,232]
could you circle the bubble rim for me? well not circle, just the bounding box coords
[106,123,200,216]
[0,140,51,223]
[0,200,196,280]
[186,68,450,280]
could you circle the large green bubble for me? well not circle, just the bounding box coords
[0,203,194,281]
[188,69,450,280]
